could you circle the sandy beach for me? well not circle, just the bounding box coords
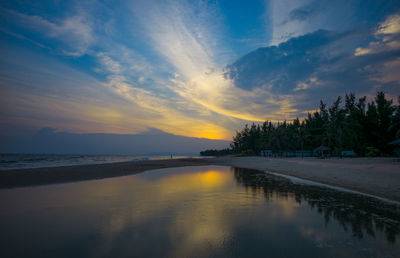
[1,156,399,202]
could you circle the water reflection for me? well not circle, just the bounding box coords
[0,166,399,258]
[233,167,400,243]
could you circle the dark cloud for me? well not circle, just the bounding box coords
[225,30,347,93]
[286,0,400,25]
[0,127,230,155]
[225,27,400,110]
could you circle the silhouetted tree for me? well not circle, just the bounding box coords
[231,92,399,156]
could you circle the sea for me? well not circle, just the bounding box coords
[0,153,200,170]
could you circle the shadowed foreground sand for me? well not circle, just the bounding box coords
[1,156,399,202]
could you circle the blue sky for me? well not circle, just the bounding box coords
[1,0,400,140]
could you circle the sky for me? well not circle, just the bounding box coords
[1,0,400,141]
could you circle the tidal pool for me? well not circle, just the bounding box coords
[0,166,399,257]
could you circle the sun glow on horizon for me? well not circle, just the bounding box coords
[1,0,400,146]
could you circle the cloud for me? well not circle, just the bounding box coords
[355,14,400,56]
[226,26,400,112]
[2,0,400,141]
[1,7,94,56]
[134,0,222,80]
[226,30,340,92]
[1,127,229,154]
[294,77,320,91]
[267,0,400,45]
[0,46,153,135]
[95,45,157,87]
[376,57,400,84]
[0,27,47,48]
[96,51,233,139]
[130,0,301,122]
[269,0,313,45]
[0,45,235,140]
[377,14,400,35]
[1,1,232,138]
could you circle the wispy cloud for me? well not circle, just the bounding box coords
[132,0,300,122]
[269,0,314,45]
[0,27,47,48]
[136,0,220,79]
[1,0,400,141]
[1,7,94,56]
[96,51,232,139]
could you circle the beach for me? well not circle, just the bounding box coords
[1,156,399,202]
[213,156,400,202]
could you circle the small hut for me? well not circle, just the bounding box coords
[341,150,357,157]
[260,150,273,157]
[313,146,331,158]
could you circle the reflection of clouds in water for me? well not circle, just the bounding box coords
[3,166,399,257]
[272,197,300,219]
[299,226,328,244]
[137,169,236,256]
[90,167,241,257]
[91,166,285,257]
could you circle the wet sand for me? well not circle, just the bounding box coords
[0,158,211,188]
[212,156,400,202]
[1,156,400,202]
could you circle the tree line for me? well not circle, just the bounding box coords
[229,92,400,157]
[200,148,234,156]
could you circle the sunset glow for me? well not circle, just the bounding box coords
[1,0,400,141]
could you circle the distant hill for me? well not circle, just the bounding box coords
[0,127,230,155]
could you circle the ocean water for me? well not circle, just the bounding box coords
[0,153,196,170]
[0,166,399,257]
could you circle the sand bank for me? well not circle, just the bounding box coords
[0,158,211,188]
[1,156,399,202]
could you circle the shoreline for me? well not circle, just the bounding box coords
[1,156,399,203]
[0,158,212,189]
[265,170,400,206]
[212,156,400,202]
